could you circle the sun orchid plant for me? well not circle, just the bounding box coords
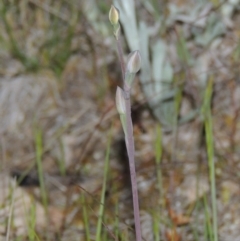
[109,5,142,241]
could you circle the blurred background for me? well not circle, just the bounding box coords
[1,0,240,240]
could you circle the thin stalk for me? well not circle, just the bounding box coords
[34,127,51,241]
[110,6,142,237]
[154,124,162,241]
[116,27,142,241]
[34,127,48,211]
[27,204,37,241]
[58,138,66,176]
[81,193,90,241]
[115,30,142,241]
[6,179,16,241]
[95,130,112,241]
[116,37,126,80]
[114,200,119,241]
[203,78,218,241]
[153,212,160,241]
[124,93,142,241]
[205,114,218,241]
[203,195,214,241]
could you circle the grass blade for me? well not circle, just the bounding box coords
[95,129,112,241]
[202,78,218,241]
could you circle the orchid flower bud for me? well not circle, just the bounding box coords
[116,87,127,136]
[109,5,119,25]
[124,50,141,90]
[126,50,141,74]
[116,87,126,115]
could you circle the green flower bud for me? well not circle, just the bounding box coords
[109,5,119,25]
[126,50,141,74]
[113,23,120,39]
[116,87,126,115]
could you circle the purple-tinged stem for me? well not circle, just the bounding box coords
[115,36,142,241]
[116,37,125,81]
[124,91,142,241]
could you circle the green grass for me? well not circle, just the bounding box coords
[0,1,80,75]
[203,194,214,241]
[81,193,91,241]
[57,137,66,177]
[0,3,39,71]
[34,126,48,213]
[154,124,162,241]
[27,204,41,241]
[6,178,16,241]
[96,128,112,241]
[202,78,218,241]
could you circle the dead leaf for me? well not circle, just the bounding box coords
[168,208,191,226]
[165,228,181,241]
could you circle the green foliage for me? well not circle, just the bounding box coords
[202,78,218,241]
[81,193,91,241]
[96,130,112,241]
[0,1,79,75]
[1,3,39,71]
[34,126,48,212]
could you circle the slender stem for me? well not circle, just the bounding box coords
[116,37,125,82]
[115,29,142,241]
[124,91,142,241]
[96,130,112,241]
[204,78,218,241]
[205,114,218,241]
